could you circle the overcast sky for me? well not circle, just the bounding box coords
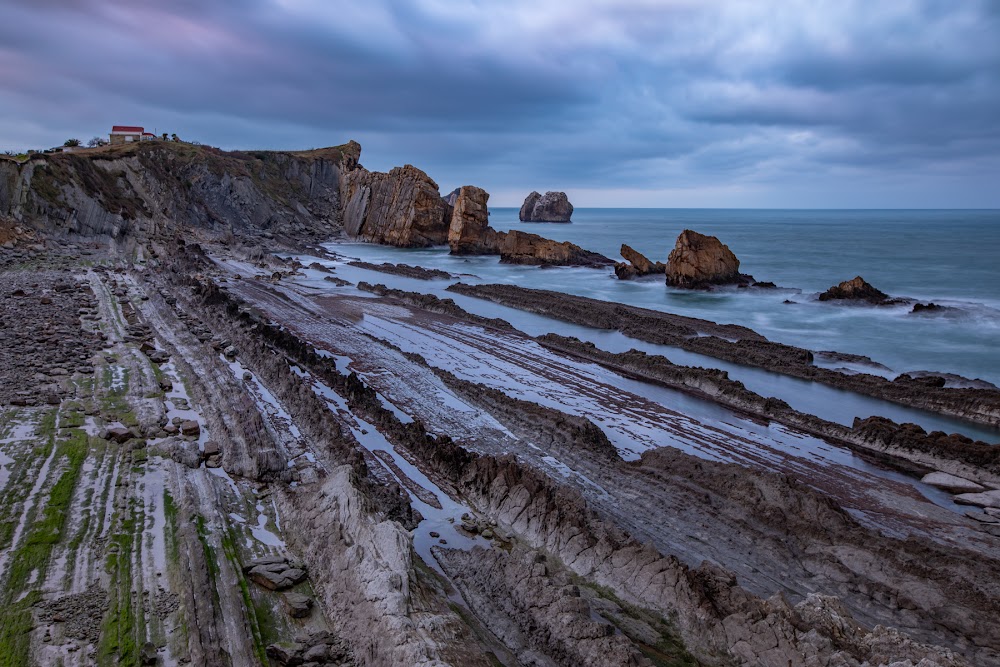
[1,0,998,207]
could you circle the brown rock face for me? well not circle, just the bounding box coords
[818,276,890,304]
[614,244,666,280]
[665,229,744,288]
[448,186,500,255]
[518,191,574,222]
[498,230,613,267]
[342,164,450,247]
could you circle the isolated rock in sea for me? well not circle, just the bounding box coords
[499,230,613,267]
[818,276,890,304]
[911,302,946,314]
[519,191,574,222]
[342,164,450,247]
[614,244,665,280]
[448,186,500,255]
[665,229,746,288]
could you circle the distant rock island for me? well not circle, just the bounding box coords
[519,191,574,222]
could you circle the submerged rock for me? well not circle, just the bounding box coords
[519,191,574,222]
[665,229,747,288]
[818,276,891,304]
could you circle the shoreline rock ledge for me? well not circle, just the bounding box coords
[665,229,750,289]
[519,191,574,222]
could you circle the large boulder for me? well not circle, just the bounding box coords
[665,230,745,288]
[341,164,450,247]
[614,244,665,280]
[498,230,613,267]
[448,185,500,255]
[818,276,891,304]
[519,191,574,222]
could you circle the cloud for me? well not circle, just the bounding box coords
[0,0,998,206]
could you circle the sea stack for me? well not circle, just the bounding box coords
[448,186,499,255]
[665,229,746,288]
[818,276,891,304]
[519,191,574,222]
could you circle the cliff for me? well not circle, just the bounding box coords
[0,141,361,243]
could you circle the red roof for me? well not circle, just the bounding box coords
[142,132,155,137]
[111,125,143,133]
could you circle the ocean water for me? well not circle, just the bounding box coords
[330,208,1000,387]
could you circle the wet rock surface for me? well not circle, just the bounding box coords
[346,260,451,280]
[0,269,103,405]
[449,282,1000,427]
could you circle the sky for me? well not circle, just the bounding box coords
[1,0,998,208]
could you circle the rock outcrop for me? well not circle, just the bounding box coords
[519,191,573,222]
[665,229,747,288]
[818,276,892,304]
[447,185,500,255]
[498,230,613,267]
[0,141,359,242]
[341,164,451,247]
[614,244,665,280]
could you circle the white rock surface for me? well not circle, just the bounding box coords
[920,472,985,494]
[953,489,1000,509]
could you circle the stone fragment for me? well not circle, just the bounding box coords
[954,489,1000,509]
[282,592,313,618]
[920,472,985,494]
[179,420,200,437]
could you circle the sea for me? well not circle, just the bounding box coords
[332,208,1000,390]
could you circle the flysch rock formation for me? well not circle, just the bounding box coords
[0,140,360,244]
[614,243,666,280]
[1,140,998,667]
[518,191,574,222]
[665,229,751,288]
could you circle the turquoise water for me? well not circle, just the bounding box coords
[332,208,1000,387]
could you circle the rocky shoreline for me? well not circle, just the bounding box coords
[447,282,1000,427]
[2,141,998,666]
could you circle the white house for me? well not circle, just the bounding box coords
[110,125,144,144]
